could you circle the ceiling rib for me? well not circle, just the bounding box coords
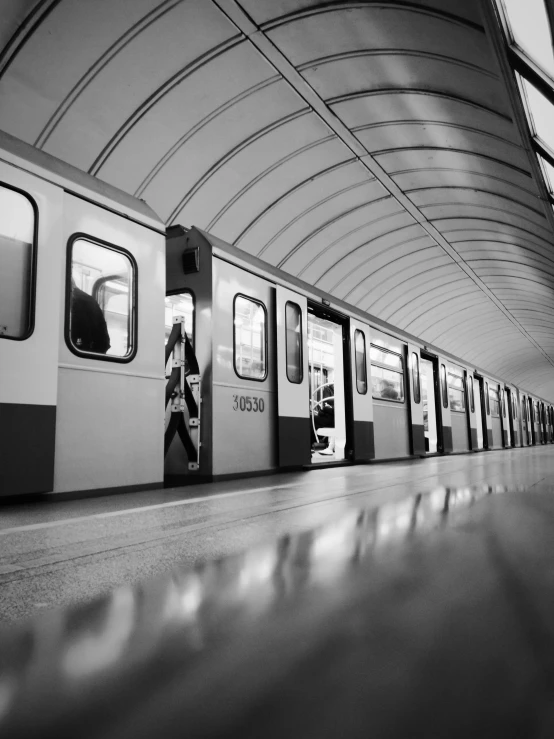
[210,0,554,368]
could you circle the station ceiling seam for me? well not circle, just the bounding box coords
[210,0,554,368]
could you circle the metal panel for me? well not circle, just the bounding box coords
[407,343,425,456]
[349,318,373,460]
[276,284,310,466]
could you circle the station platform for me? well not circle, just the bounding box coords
[1,446,554,737]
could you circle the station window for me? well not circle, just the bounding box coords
[411,352,420,404]
[489,387,500,417]
[485,382,490,415]
[469,376,475,413]
[370,345,404,402]
[448,369,465,412]
[440,364,448,409]
[0,183,36,340]
[354,329,367,395]
[285,301,303,384]
[234,295,267,381]
[67,236,136,361]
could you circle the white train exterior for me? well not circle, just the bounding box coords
[1,130,553,499]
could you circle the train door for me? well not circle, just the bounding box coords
[473,376,484,449]
[276,285,310,467]
[501,388,511,447]
[479,377,493,449]
[308,303,349,464]
[529,398,536,444]
[506,388,517,447]
[420,352,440,453]
[350,319,373,461]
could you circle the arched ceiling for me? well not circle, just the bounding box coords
[2,0,554,398]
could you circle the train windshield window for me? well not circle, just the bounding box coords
[0,184,35,340]
[165,292,194,346]
[440,364,448,408]
[285,301,303,384]
[354,330,367,395]
[448,368,465,412]
[370,345,404,402]
[234,295,267,381]
[489,387,500,417]
[68,237,136,360]
[411,352,420,404]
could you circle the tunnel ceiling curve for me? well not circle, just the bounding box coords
[1,0,554,398]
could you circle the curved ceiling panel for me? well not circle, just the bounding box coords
[1,0,554,398]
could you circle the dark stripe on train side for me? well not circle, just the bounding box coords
[278,416,311,467]
[442,426,453,454]
[0,403,56,496]
[411,424,426,457]
[352,420,374,461]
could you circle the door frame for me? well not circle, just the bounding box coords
[420,350,444,454]
[307,301,354,463]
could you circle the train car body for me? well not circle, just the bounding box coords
[0,131,166,499]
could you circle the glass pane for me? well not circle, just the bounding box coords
[371,365,404,402]
[449,387,464,412]
[520,77,554,150]
[165,293,194,345]
[469,377,475,413]
[538,155,554,194]
[234,295,267,380]
[370,345,403,371]
[486,383,490,414]
[285,302,303,384]
[355,330,367,395]
[0,186,34,339]
[70,238,134,358]
[503,0,554,78]
[411,352,420,404]
[440,364,448,408]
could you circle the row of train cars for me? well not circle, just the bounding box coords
[1,129,553,500]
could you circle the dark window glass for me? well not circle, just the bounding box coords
[411,352,420,404]
[370,344,404,402]
[469,376,475,413]
[489,387,500,418]
[354,329,367,395]
[0,184,35,340]
[234,295,267,380]
[440,364,448,408]
[68,237,135,359]
[448,370,465,412]
[285,301,303,384]
[485,382,490,415]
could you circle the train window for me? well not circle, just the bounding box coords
[0,183,37,340]
[485,382,490,415]
[165,292,194,346]
[354,330,367,395]
[447,369,465,412]
[285,301,303,384]
[468,375,475,413]
[440,364,448,408]
[234,295,267,381]
[411,352,420,404]
[489,387,500,417]
[370,345,404,402]
[67,236,136,361]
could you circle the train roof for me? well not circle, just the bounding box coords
[0,129,164,233]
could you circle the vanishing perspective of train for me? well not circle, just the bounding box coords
[1,129,553,499]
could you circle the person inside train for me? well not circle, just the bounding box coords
[312,382,335,455]
[70,278,111,354]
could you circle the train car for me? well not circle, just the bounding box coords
[2,129,553,500]
[0,130,166,499]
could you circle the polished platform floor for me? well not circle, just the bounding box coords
[1,446,554,737]
[1,445,554,623]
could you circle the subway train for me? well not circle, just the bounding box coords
[1,128,553,500]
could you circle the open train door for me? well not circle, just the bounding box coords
[350,319,374,460]
[407,343,425,456]
[275,285,310,467]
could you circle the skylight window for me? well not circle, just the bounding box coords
[502,0,554,78]
[538,155,554,194]
[519,76,554,152]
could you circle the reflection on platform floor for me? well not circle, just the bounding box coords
[1,477,553,738]
[2,445,554,625]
